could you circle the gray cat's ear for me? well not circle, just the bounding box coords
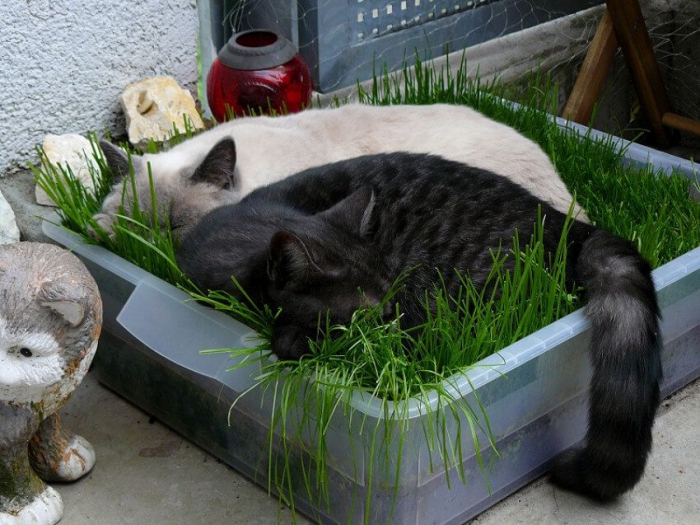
[190,138,237,190]
[267,231,321,287]
[100,140,134,183]
[320,186,375,237]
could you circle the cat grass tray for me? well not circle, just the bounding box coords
[43,123,700,524]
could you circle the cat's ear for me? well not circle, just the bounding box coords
[320,186,375,237]
[42,299,86,327]
[267,230,321,287]
[100,140,135,183]
[190,138,237,190]
[39,283,87,327]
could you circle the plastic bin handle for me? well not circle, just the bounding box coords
[115,280,261,388]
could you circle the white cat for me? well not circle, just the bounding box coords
[96,103,586,238]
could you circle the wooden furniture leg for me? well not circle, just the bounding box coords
[563,0,700,145]
[605,0,674,146]
[562,9,618,124]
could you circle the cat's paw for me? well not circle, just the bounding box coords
[88,212,116,241]
[0,485,63,525]
[29,415,96,482]
[55,433,96,481]
[271,325,313,360]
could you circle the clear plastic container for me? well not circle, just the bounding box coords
[43,132,700,524]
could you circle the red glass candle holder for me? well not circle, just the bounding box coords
[206,30,313,122]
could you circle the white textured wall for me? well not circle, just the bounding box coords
[0,0,199,176]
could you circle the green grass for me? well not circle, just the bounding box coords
[34,56,699,523]
[35,142,188,287]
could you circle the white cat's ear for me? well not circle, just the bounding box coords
[320,186,375,238]
[267,230,320,287]
[100,140,136,183]
[191,138,237,190]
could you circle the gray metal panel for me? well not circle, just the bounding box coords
[305,0,603,91]
[199,0,603,92]
[227,0,300,45]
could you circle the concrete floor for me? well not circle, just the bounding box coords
[55,372,700,524]
[57,371,306,525]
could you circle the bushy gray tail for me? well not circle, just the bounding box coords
[550,229,662,500]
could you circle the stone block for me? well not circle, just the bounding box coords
[120,76,205,150]
[0,190,20,244]
[36,134,99,207]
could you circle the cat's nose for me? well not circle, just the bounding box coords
[382,302,394,319]
[359,294,378,309]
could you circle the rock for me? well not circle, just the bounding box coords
[0,189,20,244]
[120,76,205,150]
[36,134,99,207]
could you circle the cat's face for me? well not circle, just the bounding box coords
[94,139,240,240]
[0,243,101,411]
[0,317,90,407]
[265,188,393,359]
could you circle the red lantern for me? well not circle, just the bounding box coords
[206,30,313,122]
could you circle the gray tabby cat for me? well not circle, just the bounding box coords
[177,150,661,502]
[96,104,586,238]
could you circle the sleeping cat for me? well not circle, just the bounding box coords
[176,151,661,502]
[96,103,587,238]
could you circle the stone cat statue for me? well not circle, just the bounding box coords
[95,103,587,239]
[0,242,102,525]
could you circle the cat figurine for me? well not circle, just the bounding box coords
[0,242,102,524]
[96,103,587,239]
[176,151,661,503]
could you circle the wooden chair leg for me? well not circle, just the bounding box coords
[562,9,618,125]
[564,0,700,143]
[662,112,700,137]
[605,0,674,146]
